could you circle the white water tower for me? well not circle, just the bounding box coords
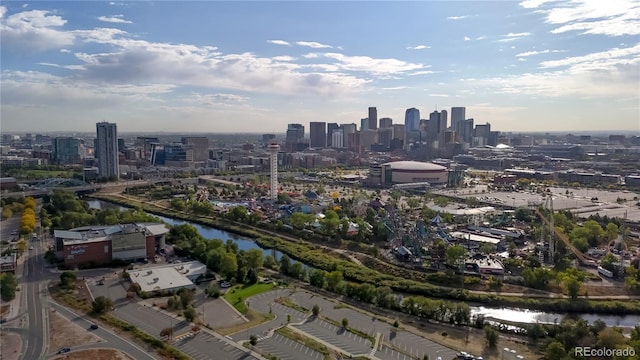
[267,143,280,201]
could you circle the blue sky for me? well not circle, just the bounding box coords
[1,1,639,133]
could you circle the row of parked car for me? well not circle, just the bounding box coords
[457,352,482,360]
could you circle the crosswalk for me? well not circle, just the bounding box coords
[174,331,195,341]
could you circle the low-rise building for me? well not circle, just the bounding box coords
[127,261,207,294]
[0,253,17,273]
[54,223,169,267]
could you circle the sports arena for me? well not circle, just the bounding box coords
[367,161,448,186]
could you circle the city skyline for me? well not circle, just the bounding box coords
[1,1,639,133]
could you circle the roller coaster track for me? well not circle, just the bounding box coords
[535,208,598,267]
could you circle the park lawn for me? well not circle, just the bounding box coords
[223,282,275,314]
[14,169,75,179]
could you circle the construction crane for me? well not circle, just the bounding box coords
[535,190,598,267]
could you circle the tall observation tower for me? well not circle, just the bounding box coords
[267,143,280,201]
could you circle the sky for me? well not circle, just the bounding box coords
[1,0,639,134]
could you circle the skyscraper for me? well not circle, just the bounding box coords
[285,124,305,152]
[96,122,119,179]
[379,117,393,128]
[404,108,420,142]
[309,122,327,148]
[360,118,369,131]
[368,107,378,130]
[327,123,339,147]
[451,107,466,136]
[341,123,357,150]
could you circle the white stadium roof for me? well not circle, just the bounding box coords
[383,161,446,171]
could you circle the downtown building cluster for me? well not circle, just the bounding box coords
[280,106,497,155]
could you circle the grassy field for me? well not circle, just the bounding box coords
[9,169,75,179]
[223,282,275,314]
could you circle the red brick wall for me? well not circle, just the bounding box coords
[63,240,112,267]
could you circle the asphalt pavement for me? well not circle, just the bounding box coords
[48,301,158,360]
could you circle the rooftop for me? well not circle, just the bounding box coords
[127,261,206,292]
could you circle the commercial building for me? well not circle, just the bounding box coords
[96,122,119,179]
[404,107,420,143]
[368,107,378,130]
[285,124,305,152]
[52,137,81,165]
[379,117,392,128]
[54,223,169,267]
[127,261,207,294]
[326,123,339,147]
[0,253,17,273]
[309,122,327,148]
[181,137,209,162]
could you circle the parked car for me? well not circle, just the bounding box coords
[57,347,71,354]
[219,281,231,288]
[90,324,99,330]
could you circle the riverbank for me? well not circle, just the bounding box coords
[87,192,640,316]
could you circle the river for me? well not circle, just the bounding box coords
[87,200,640,328]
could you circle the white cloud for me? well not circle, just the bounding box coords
[60,49,71,53]
[267,39,290,46]
[477,45,640,99]
[97,15,132,24]
[382,86,410,90]
[272,55,296,62]
[447,15,468,20]
[0,8,74,52]
[464,36,471,41]
[296,41,333,49]
[408,70,437,76]
[497,32,532,42]
[519,0,555,8]
[515,49,566,57]
[538,44,640,69]
[187,93,249,105]
[406,45,430,50]
[312,52,426,75]
[476,36,487,40]
[428,94,449,97]
[529,0,640,36]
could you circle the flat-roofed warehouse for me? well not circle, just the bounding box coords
[128,261,207,293]
[54,223,169,267]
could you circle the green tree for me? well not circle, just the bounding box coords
[219,252,238,280]
[601,253,618,272]
[288,262,304,279]
[279,254,291,275]
[308,269,326,288]
[263,255,277,269]
[606,223,619,241]
[92,296,113,314]
[563,275,581,299]
[545,341,566,360]
[445,245,466,267]
[244,248,264,270]
[249,334,258,346]
[1,208,12,219]
[60,271,77,290]
[184,306,196,322]
[326,271,343,293]
[484,326,498,348]
[341,317,349,328]
[0,273,18,301]
[312,304,320,317]
[597,327,626,348]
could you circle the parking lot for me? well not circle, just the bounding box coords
[387,330,458,360]
[256,333,324,360]
[377,345,416,360]
[294,318,373,355]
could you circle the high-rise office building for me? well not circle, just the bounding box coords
[181,136,209,162]
[341,123,357,150]
[360,118,369,131]
[378,128,393,148]
[52,137,81,165]
[285,124,305,152]
[331,129,344,148]
[460,119,474,144]
[451,107,466,125]
[96,122,119,179]
[379,117,393,128]
[404,108,420,143]
[368,107,378,130]
[327,123,339,147]
[309,122,327,148]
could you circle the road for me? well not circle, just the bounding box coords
[48,301,158,360]
[22,240,48,360]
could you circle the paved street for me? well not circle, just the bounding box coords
[48,301,158,360]
[22,241,48,360]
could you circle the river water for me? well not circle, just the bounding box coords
[87,200,640,328]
